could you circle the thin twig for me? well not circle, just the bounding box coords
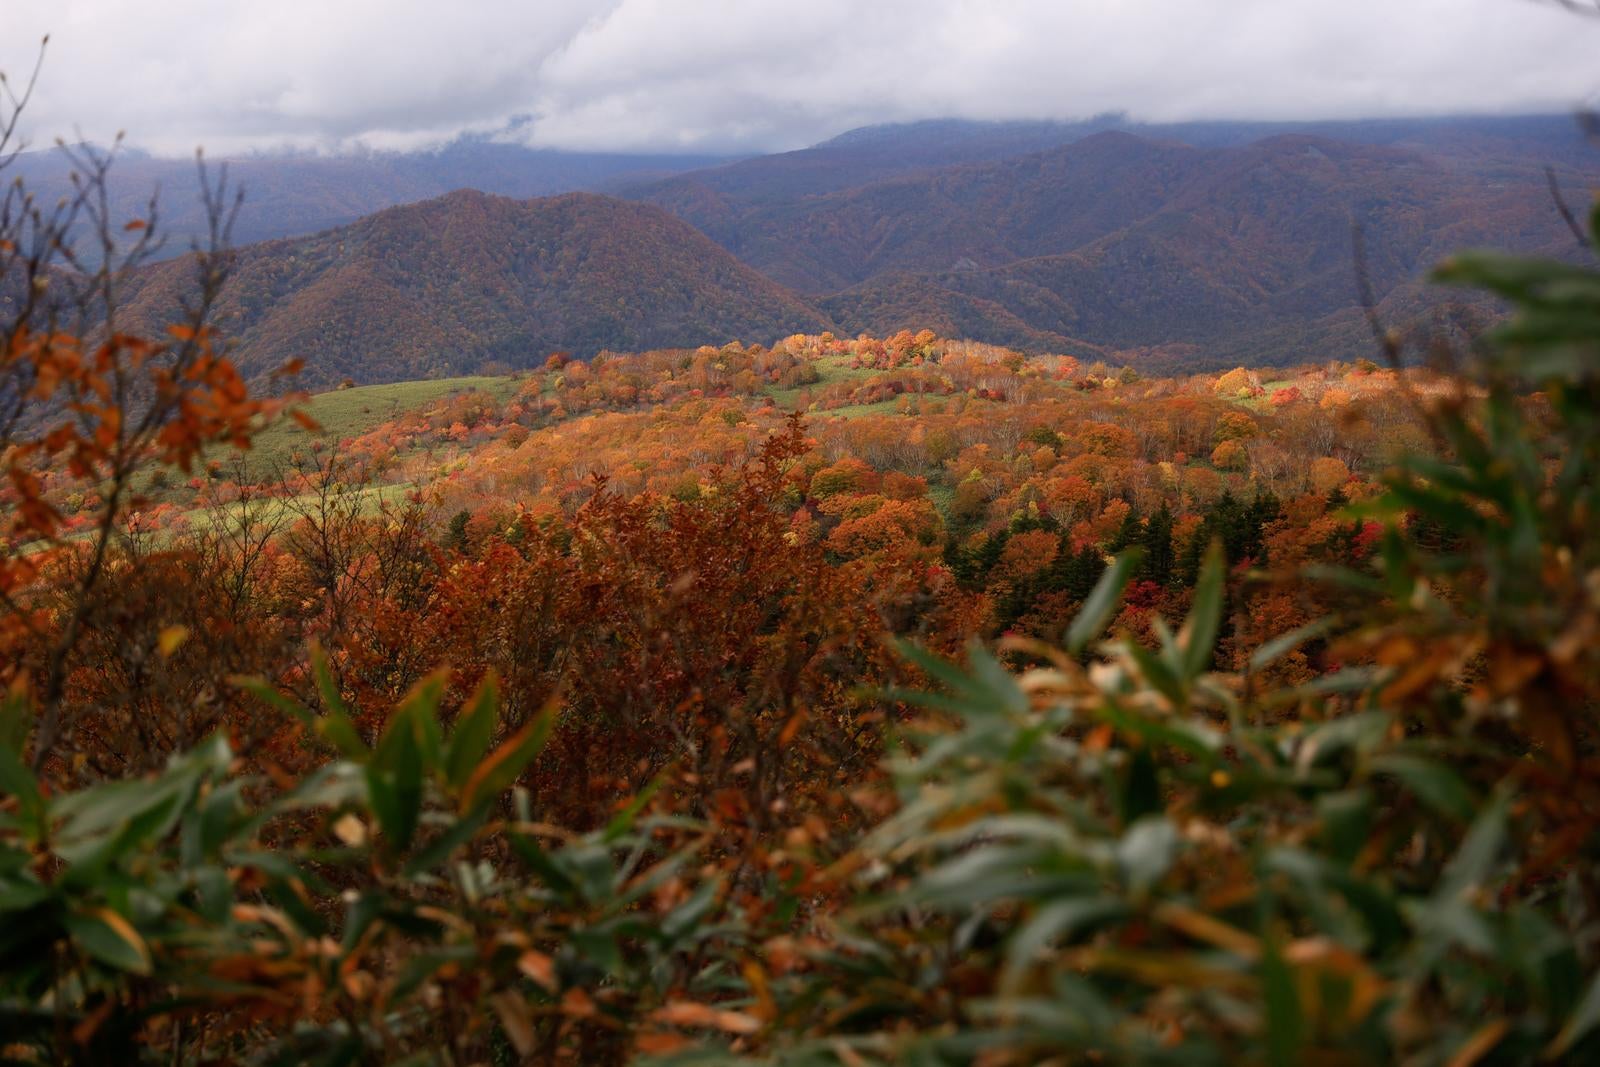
[1544,165,1594,256]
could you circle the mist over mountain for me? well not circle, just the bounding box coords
[10,138,736,259]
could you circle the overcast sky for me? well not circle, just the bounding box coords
[4,0,1598,157]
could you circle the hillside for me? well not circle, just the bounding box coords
[625,112,1593,223]
[634,129,1591,367]
[117,190,831,387]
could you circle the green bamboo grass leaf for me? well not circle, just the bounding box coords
[1179,539,1225,679]
[366,765,422,854]
[507,832,578,896]
[1436,789,1512,904]
[231,674,313,730]
[1122,640,1186,707]
[395,671,448,771]
[1248,618,1334,672]
[445,670,500,791]
[65,908,152,975]
[1120,747,1161,825]
[1261,931,1304,1067]
[1549,967,1600,1059]
[604,769,669,842]
[1066,549,1143,655]
[0,686,31,752]
[233,670,365,760]
[1002,897,1129,993]
[1116,817,1177,894]
[1369,754,1476,824]
[1095,701,1220,761]
[402,806,489,877]
[309,645,369,760]
[0,743,42,837]
[461,697,558,814]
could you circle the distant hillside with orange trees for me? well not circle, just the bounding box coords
[45,332,1425,670]
[117,190,831,388]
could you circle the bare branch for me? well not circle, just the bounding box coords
[1545,165,1596,256]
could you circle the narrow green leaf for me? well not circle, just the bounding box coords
[1262,931,1303,1067]
[1370,754,1476,824]
[403,806,489,877]
[65,908,152,975]
[461,698,558,813]
[0,743,43,836]
[233,672,365,760]
[339,892,385,954]
[309,646,370,760]
[231,674,314,730]
[1123,640,1187,707]
[365,767,423,856]
[1066,548,1143,655]
[445,671,500,791]
[1316,789,1373,868]
[1116,816,1176,894]
[1248,618,1334,672]
[1549,966,1600,1058]
[1437,789,1511,904]
[0,686,32,752]
[1120,747,1162,826]
[508,832,578,896]
[394,670,448,774]
[1179,539,1225,679]
[367,699,425,853]
[603,769,668,842]
[893,640,1025,715]
[1002,897,1129,992]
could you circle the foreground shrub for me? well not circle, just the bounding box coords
[0,668,763,1064]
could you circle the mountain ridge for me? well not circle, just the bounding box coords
[96,119,1600,383]
[647,128,1591,368]
[117,189,831,388]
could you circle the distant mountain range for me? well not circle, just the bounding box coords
[10,137,736,257]
[68,114,1598,382]
[118,191,827,387]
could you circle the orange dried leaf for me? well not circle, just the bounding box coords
[518,950,557,992]
[488,991,536,1055]
[157,626,190,659]
[560,988,597,1018]
[653,999,762,1034]
[635,1031,692,1055]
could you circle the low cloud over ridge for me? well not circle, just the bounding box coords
[5,0,1598,157]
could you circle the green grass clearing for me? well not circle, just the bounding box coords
[174,480,424,535]
[766,353,881,410]
[245,375,521,473]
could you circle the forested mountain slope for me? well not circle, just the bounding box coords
[117,190,830,387]
[633,129,1591,368]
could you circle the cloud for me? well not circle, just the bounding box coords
[4,0,1598,156]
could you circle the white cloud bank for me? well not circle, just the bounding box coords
[4,0,1598,156]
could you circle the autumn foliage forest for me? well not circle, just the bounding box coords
[4,47,1600,1067]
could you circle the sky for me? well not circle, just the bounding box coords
[4,0,1599,157]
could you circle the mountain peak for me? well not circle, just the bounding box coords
[119,189,830,387]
